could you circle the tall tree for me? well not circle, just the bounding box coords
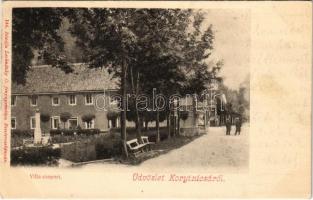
[68,9,213,144]
[13,8,218,156]
[12,8,71,84]
[67,8,140,156]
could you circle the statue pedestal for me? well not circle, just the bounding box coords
[34,110,42,144]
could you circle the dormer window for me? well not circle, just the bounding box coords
[52,96,60,106]
[30,96,38,106]
[68,95,76,105]
[85,94,93,105]
[11,96,17,106]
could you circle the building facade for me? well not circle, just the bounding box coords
[11,63,120,133]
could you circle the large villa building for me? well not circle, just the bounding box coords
[11,63,231,135]
[11,63,120,133]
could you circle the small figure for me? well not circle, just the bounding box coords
[235,116,242,135]
[225,114,232,136]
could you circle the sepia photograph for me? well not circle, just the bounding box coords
[10,7,250,169]
[1,1,311,198]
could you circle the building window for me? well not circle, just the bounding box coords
[30,96,38,106]
[11,96,17,106]
[68,95,76,105]
[85,94,93,105]
[68,117,78,129]
[11,117,16,129]
[52,97,60,106]
[85,119,95,129]
[30,116,36,129]
[51,116,60,130]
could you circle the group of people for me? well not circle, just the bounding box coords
[225,115,242,136]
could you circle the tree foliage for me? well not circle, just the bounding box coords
[40,113,50,122]
[60,112,71,123]
[180,111,189,121]
[107,111,119,121]
[81,114,96,123]
[12,8,221,155]
[12,8,72,84]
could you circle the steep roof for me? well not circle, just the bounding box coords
[12,63,119,94]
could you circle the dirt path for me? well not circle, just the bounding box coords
[81,124,249,171]
[140,124,249,171]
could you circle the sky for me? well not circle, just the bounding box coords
[203,9,250,90]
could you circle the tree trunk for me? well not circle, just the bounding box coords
[135,109,143,143]
[173,116,177,137]
[177,101,180,136]
[156,110,160,143]
[145,120,148,131]
[193,95,198,127]
[167,113,171,139]
[130,67,143,143]
[121,58,128,158]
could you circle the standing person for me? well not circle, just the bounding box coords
[225,114,231,135]
[235,116,242,135]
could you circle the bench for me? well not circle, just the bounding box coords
[126,136,155,157]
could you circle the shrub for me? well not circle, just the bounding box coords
[61,141,97,162]
[60,112,71,128]
[180,111,189,121]
[11,146,61,166]
[78,129,100,135]
[107,111,119,120]
[11,129,34,138]
[40,113,50,122]
[82,114,95,123]
[50,129,100,137]
[11,129,34,148]
[95,140,121,159]
[148,130,168,142]
[60,135,120,162]
[50,134,93,144]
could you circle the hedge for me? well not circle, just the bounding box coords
[11,146,61,166]
[50,134,100,144]
[11,129,34,138]
[61,134,121,162]
[50,129,100,136]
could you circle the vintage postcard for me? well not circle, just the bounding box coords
[0,1,311,198]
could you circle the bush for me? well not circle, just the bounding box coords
[11,129,34,148]
[148,131,168,142]
[60,135,120,162]
[61,140,97,162]
[107,111,119,120]
[50,133,101,144]
[50,129,100,136]
[11,146,61,166]
[11,129,34,138]
[180,111,189,121]
[95,139,121,159]
[60,112,71,127]
[81,114,95,123]
[78,129,100,135]
[40,113,50,122]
